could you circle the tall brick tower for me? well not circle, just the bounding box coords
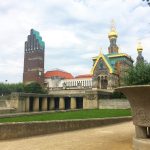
[23,29,45,86]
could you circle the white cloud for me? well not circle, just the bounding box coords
[43,29,81,48]
[0,0,150,83]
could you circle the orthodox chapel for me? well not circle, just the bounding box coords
[91,23,134,89]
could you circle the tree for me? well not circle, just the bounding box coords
[123,61,150,85]
[142,0,150,6]
[0,83,24,95]
[24,82,47,94]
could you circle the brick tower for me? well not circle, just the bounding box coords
[23,29,45,86]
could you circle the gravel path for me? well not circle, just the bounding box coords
[0,121,134,150]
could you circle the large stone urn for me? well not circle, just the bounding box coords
[116,85,150,150]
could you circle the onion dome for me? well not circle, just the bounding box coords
[108,28,118,38]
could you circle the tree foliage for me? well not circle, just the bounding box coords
[0,83,24,95]
[123,62,150,85]
[24,82,47,94]
[0,82,47,95]
[110,91,126,99]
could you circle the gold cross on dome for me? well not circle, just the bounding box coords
[137,40,141,46]
[111,19,116,31]
[99,47,102,54]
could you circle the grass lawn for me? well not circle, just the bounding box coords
[0,109,131,123]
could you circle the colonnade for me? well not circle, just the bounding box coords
[25,96,83,112]
[64,80,92,87]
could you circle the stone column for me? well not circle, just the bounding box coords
[50,97,55,110]
[33,97,39,112]
[135,126,147,138]
[25,97,29,112]
[83,96,89,109]
[71,97,76,109]
[42,97,47,111]
[99,76,101,89]
[59,97,65,110]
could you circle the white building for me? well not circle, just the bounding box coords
[44,69,92,90]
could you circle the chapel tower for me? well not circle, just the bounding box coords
[108,20,119,54]
[136,42,144,63]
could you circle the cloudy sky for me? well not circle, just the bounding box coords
[0,0,150,83]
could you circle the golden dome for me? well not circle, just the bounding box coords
[108,29,118,38]
[137,42,143,52]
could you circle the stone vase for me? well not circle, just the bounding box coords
[116,85,150,150]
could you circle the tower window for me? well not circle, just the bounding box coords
[39,71,42,76]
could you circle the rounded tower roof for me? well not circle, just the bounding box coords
[108,29,118,38]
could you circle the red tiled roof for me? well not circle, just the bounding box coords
[75,74,92,79]
[45,70,74,79]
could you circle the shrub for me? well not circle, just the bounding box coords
[24,82,47,94]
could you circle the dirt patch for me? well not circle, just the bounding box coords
[0,121,134,150]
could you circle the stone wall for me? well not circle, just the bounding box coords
[99,99,130,109]
[0,108,16,114]
[0,95,16,114]
[0,117,131,140]
[0,96,11,108]
[0,100,7,108]
[0,95,11,100]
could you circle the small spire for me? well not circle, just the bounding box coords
[111,19,116,31]
[108,19,118,38]
[137,41,143,52]
[99,47,102,54]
